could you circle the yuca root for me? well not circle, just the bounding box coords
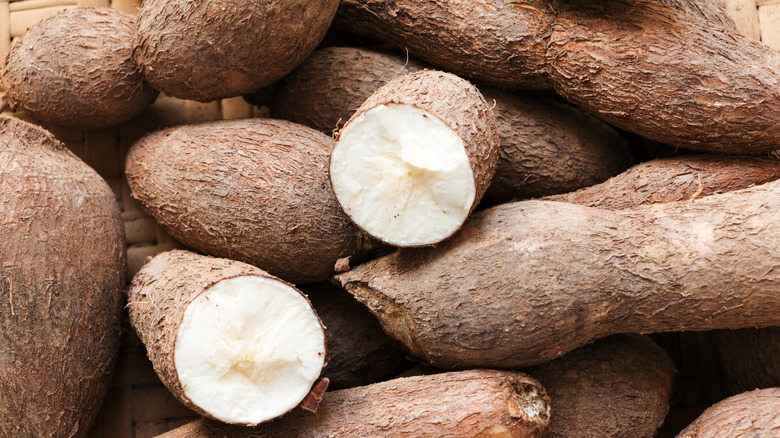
[155,369,551,438]
[336,180,780,369]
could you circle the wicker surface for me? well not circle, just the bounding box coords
[0,0,778,436]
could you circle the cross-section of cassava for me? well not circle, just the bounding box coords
[1,8,157,129]
[336,180,780,369]
[528,335,675,438]
[127,250,326,426]
[155,369,551,438]
[125,118,371,284]
[677,388,780,437]
[330,70,499,247]
[0,118,125,438]
[269,46,632,203]
[132,0,339,101]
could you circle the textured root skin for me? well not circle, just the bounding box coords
[334,0,554,90]
[303,282,413,389]
[711,328,780,396]
[547,0,780,153]
[544,155,780,209]
[156,370,551,438]
[125,118,368,284]
[0,118,125,438]
[676,388,780,437]
[336,0,780,153]
[334,69,500,245]
[272,47,428,134]
[335,180,780,369]
[127,250,325,425]
[1,8,157,129]
[480,88,633,203]
[270,46,632,203]
[528,335,675,438]
[132,0,338,102]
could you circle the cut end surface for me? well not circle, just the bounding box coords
[174,276,326,425]
[331,103,476,247]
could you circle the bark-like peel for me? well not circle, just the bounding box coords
[2,8,158,129]
[125,118,369,284]
[0,117,125,437]
[132,0,339,102]
[156,370,551,438]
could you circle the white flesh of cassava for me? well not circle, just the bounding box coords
[174,276,325,425]
[331,104,476,246]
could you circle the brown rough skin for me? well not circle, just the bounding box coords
[335,180,780,369]
[711,328,780,396]
[155,369,551,438]
[334,69,500,244]
[272,46,428,134]
[527,334,675,438]
[1,8,158,129]
[480,88,633,203]
[125,118,371,284]
[303,282,413,389]
[127,250,325,425]
[333,0,554,90]
[0,117,125,437]
[544,155,780,208]
[269,47,632,203]
[132,0,339,102]
[676,388,780,437]
[547,0,780,153]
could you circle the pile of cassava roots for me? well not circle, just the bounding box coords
[2,0,779,436]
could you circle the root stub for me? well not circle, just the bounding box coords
[128,250,326,426]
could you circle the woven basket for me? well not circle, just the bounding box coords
[1,1,778,437]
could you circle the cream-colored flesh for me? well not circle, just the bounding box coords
[174,276,325,425]
[331,104,476,247]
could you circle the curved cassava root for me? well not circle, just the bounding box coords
[125,118,371,284]
[336,0,780,153]
[132,0,339,102]
[0,118,125,438]
[155,369,551,438]
[127,250,326,426]
[330,70,499,247]
[528,334,675,438]
[1,8,157,129]
[544,155,780,209]
[271,46,632,203]
[676,388,780,437]
[335,180,780,369]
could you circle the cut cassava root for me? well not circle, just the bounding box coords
[336,0,780,153]
[132,0,339,102]
[1,8,157,129]
[269,46,632,203]
[330,70,499,247]
[677,388,780,437]
[127,250,326,426]
[156,369,551,438]
[335,180,780,369]
[125,118,371,284]
[0,118,125,438]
